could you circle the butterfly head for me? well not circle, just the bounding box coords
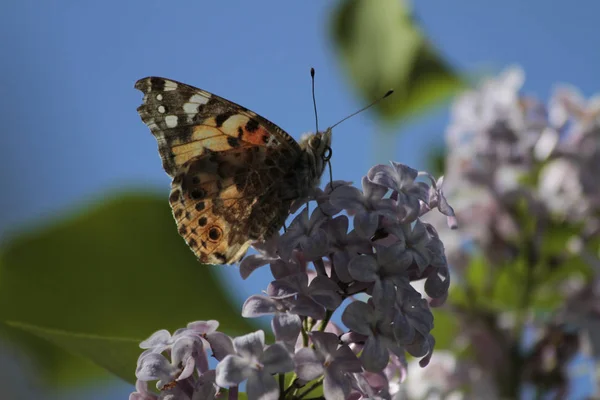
[299,127,333,182]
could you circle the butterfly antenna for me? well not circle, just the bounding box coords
[311,68,319,133]
[330,89,394,130]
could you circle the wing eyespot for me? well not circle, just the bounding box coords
[208,226,223,242]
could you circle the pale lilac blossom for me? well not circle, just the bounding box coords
[132,159,454,399]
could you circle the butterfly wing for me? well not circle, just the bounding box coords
[135,77,304,264]
[135,77,301,176]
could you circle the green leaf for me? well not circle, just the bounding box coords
[5,321,141,384]
[330,0,464,123]
[431,309,458,350]
[493,258,527,310]
[0,192,257,386]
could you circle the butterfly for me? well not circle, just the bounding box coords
[135,77,332,265]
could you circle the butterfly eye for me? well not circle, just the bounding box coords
[322,146,332,162]
[309,136,321,149]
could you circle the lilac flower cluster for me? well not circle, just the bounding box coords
[418,67,600,397]
[131,162,455,400]
[439,66,600,269]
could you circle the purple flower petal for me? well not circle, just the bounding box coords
[417,335,436,367]
[270,273,308,297]
[424,267,450,302]
[215,355,252,387]
[135,353,177,384]
[205,332,234,361]
[329,185,368,211]
[354,210,380,238]
[239,254,270,279]
[171,336,203,379]
[139,329,172,350]
[342,301,373,336]
[391,162,419,182]
[327,215,350,241]
[376,243,405,269]
[348,254,379,282]
[309,276,343,310]
[360,336,389,372]
[261,343,294,374]
[406,332,433,358]
[192,370,218,400]
[270,258,305,279]
[324,368,351,400]
[330,251,352,283]
[392,311,415,344]
[362,176,388,201]
[341,331,369,346]
[294,348,324,381]
[246,369,279,400]
[233,331,265,360]
[278,208,310,261]
[300,228,329,260]
[186,320,219,334]
[242,295,279,317]
[397,289,434,335]
[333,346,363,373]
[272,313,302,344]
[310,331,340,358]
[367,164,399,190]
[177,355,196,381]
[130,380,159,400]
[371,279,396,312]
[372,198,401,221]
[289,296,326,320]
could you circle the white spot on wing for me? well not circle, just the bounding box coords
[156,94,163,101]
[189,94,209,105]
[163,81,178,91]
[158,105,166,114]
[265,137,280,147]
[183,102,199,115]
[165,115,178,128]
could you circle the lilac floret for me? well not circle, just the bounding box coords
[294,332,362,399]
[215,330,294,400]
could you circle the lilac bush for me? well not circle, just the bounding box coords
[130,162,455,400]
[415,66,600,398]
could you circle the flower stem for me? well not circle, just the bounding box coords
[228,385,238,400]
[301,322,309,347]
[313,257,328,276]
[279,373,285,399]
[318,309,333,332]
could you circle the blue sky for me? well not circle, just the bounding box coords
[1,0,599,398]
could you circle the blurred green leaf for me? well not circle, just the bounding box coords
[465,254,488,300]
[540,220,583,259]
[0,192,256,386]
[5,321,140,384]
[431,308,458,350]
[493,258,526,310]
[427,144,447,178]
[331,0,464,123]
